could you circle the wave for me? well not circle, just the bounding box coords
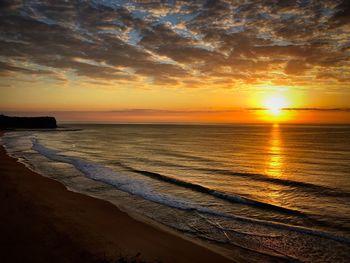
[112,151,349,198]
[30,139,350,244]
[128,160,349,198]
[113,163,308,217]
[212,169,350,198]
[30,138,229,217]
[117,163,350,233]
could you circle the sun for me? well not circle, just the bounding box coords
[264,96,288,115]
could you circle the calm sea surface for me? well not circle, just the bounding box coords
[2,124,350,262]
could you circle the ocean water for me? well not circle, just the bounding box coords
[2,124,350,262]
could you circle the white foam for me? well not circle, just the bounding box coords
[31,138,223,216]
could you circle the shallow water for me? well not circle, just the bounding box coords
[2,124,350,262]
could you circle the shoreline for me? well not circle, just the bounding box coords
[0,131,234,263]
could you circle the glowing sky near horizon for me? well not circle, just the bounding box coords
[0,0,350,123]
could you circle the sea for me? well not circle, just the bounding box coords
[2,124,350,262]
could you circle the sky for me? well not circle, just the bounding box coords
[0,0,350,123]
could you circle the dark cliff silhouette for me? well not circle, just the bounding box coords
[0,115,57,129]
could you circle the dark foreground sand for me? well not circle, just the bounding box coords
[0,132,233,263]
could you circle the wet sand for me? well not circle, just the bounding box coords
[0,131,233,263]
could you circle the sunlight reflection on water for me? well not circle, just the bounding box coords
[266,124,283,178]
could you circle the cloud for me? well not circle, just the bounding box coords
[0,0,349,88]
[329,0,350,27]
[282,107,350,112]
[284,60,310,75]
[0,61,50,75]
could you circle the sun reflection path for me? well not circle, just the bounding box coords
[267,124,283,178]
[263,124,286,204]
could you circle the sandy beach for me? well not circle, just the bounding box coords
[0,131,233,263]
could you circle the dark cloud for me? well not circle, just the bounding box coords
[0,0,349,87]
[330,0,350,27]
[284,60,310,75]
[0,61,54,76]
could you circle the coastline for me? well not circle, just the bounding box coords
[0,131,233,263]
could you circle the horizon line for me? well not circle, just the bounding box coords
[2,107,350,114]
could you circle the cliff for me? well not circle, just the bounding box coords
[0,115,57,129]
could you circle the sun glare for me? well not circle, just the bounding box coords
[264,96,288,116]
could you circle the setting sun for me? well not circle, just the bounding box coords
[264,96,288,115]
